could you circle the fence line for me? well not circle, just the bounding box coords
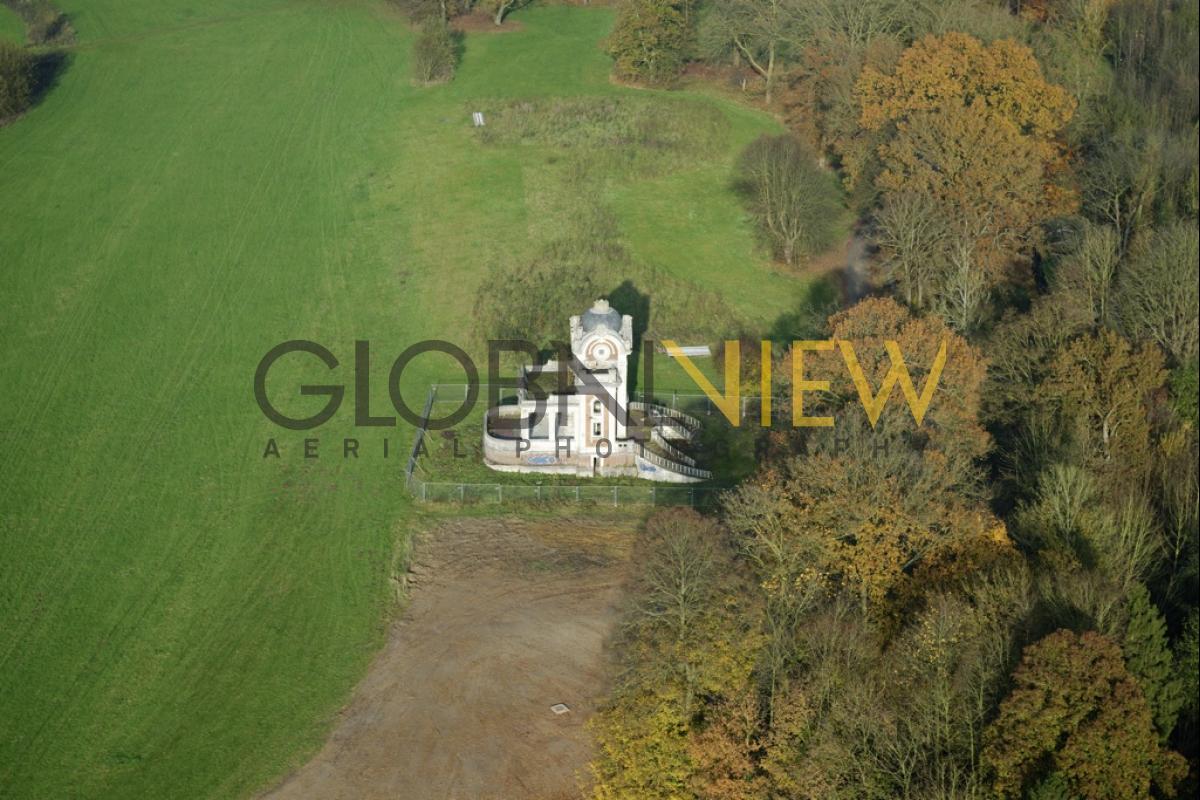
[406,473,725,508]
[404,385,437,493]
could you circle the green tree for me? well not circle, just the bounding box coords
[411,18,457,84]
[1123,584,1186,740]
[708,0,803,104]
[732,134,842,266]
[606,0,689,85]
[1116,222,1200,364]
[482,0,528,26]
[1053,221,1122,327]
[1040,329,1166,482]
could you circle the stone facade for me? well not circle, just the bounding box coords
[483,300,710,483]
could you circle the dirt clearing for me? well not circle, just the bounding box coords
[261,515,638,800]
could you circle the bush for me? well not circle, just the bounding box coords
[411,19,456,85]
[733,134,843,267]
[0,41,32,119]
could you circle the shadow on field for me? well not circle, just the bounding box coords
[608,279,649,392]
[29,50,69,108]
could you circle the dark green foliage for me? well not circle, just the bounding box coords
[606,0,690,85]
[1123,584,1187,740]
[411,18,457,85]
[1178,611,1200,732]
[1170,361,1199,427]
[733,133,842,266]
[0,40,31,118]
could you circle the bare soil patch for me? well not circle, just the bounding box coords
[260,515,637,800]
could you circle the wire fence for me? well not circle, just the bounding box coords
[403,383,762,508]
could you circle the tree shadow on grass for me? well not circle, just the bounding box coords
[29,49,69,108]
[764,277,840,346]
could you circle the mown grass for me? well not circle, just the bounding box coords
[0,5,23,42]
[0,2,816,798]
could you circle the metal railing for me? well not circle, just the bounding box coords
[635,442,712,481]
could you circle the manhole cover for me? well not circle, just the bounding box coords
[550,703,570,715]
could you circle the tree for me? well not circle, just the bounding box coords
[590,510,759,799]
[1040,329,1166,481]
[983,629,1186,799]
[483,0,527,26]
[1116,222,1200,364]
[874,191,947,310]
[733,134,842,266]
[411,18,457,85]
[826,296,992,472]
[606,0,690,85]
[1123,584,1186,741]
[0,41,32,120]
[858,33,1075,284]
[708,0,803,104]
[1053,221,1122,327]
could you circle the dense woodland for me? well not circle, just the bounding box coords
[589,1,1200,798]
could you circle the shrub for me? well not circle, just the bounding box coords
[733,134,842,267]
[0,41,32,119]
[411,19,456,85]
[3,0,73,45]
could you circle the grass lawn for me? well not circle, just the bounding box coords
[0,2,815,797]
[0,5,22,43]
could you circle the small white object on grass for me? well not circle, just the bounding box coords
[472,111,485,127]
[660,344,712,358]
[550,703,570,715]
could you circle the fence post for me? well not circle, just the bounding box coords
[497,485,502,503]
[652,485,656,505]
[672,389,677,408]
[689,487,694,507]
[460,484,465,502]
[421,480,426,502]
[613,486,618,506]
[575,486,580,501]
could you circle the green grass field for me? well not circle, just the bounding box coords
[0,2,814,797]
[0,5,23,43]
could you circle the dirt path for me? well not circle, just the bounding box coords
[260,516,636,800]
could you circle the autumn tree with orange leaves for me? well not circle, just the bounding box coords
[984,629,1186,799]
[858,33,1076,327]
